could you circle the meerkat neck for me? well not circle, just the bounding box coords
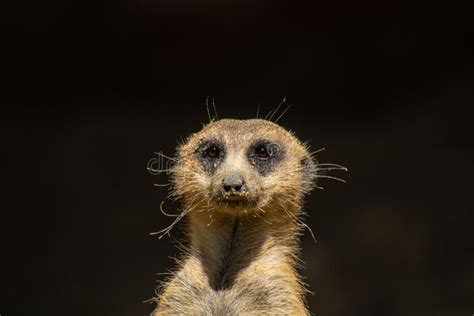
[188,209,302,291]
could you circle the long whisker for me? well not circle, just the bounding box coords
[264,108,274,120]
[151,207,191,239]
[316,167,348,172]
[205,96,212,122]
[279,202,317,244]
[315,175,346,183]
[267,97,286,121]
[256,103,261,118]
[151,197,206,238]
[301,222,317,244]
[212,98,219,120]
[274,104,292,123]
[316,163,348,170]
[310,148,326,156]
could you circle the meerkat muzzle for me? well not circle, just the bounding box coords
[222,173,248,197]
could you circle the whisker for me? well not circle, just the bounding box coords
[264,108,274,120]
[274,104,292,123]
[151,209,188,239]
[151,198,206,239]
[301,222,317,244]
[316,163,348,170]
[310,148,326,156]
[212,98,219,120]
[279,202,317,244]
[267,97,286,121]
[315,175,346,183]
[316,167,348,172]
[143,297,156,304]
[154,183,171,187]
[205,96,212,122]
[256,103,261,118]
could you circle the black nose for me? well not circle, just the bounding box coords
[222,174,244,193]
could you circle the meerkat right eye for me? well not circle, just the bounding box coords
[197,141,224,174]
[199,141,224,160]
[205,145,220,158]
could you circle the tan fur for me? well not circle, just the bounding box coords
[152,119,317,315]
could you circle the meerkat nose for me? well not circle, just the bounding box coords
[222,174,245,194]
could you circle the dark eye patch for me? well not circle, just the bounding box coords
[197,140,225,174]
[248,140,283,175]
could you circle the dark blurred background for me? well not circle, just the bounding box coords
[1,0,473,315]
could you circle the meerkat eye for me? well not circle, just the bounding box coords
[197,141,224,174]
[254,143,280,159]
[255,144,269,159]
[248,141,283,175]
[204,144,221,158]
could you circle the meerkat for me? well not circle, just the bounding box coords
[151,117,344,315]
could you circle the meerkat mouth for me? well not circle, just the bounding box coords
[217,195,258,209]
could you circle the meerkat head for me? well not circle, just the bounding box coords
[170,119,316,216]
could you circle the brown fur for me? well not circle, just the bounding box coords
[152,119,317,315]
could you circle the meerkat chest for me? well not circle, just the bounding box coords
[178,252,304,314]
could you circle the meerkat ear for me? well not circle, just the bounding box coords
[300,156,317,193]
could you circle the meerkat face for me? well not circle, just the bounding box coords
[171,119,316,214]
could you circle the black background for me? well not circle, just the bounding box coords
[2,0,474,315]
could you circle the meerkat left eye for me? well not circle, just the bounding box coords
[255,144,269,159]
[249,142,282,175]
[254,143,280,160]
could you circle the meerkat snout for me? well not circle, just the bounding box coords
[222,174,246,195]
